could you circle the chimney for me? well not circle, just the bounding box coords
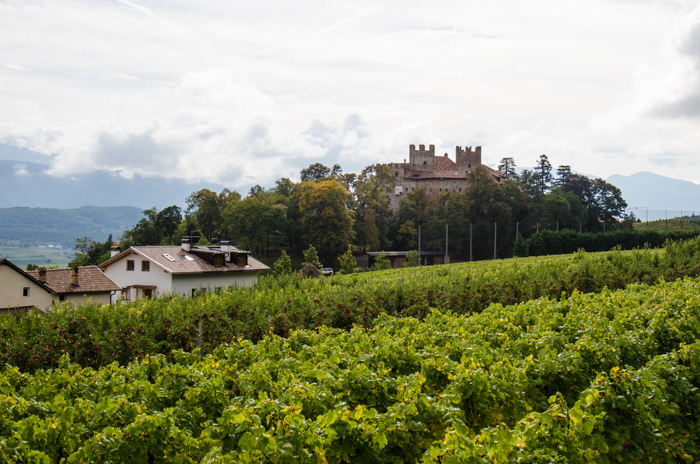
[110,246,120,257]
[71,264,79,287]
[38,267,47,284]
[220,240,230,252]
[181,238,190,252]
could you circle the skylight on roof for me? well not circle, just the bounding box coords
[163,253,176,262]
[184,255,194,261]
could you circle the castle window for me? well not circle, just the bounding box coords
[423,161,427,165]
[468,164,471,168]
[459,188,462,193]
[394,172,398,176]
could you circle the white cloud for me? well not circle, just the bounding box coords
[0,0,698,189]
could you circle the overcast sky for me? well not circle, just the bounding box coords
[1,0,700,189]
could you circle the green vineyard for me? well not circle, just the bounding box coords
[2,277,700,462]
[2,236,700,373]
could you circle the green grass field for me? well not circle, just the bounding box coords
[0,245,73,269]
[634,217,700,232]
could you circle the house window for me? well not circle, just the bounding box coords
[59,294,66,302]
[23,287,30,297]
[141,261,150,272]
[143,288,153,299]
[126,260,135,271]
[214,255,224,267]
[122,288,130,301]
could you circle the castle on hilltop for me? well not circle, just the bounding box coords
[384,144,503,211]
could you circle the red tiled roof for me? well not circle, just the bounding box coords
[28,266,121,294]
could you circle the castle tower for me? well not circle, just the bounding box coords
[409,144,435,172]
[455,146,481,169]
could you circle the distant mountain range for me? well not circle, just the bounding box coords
[607,172,700,212]
[0,159,220,210]
[0,205,144,248]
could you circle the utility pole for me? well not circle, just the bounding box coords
[418,225,421,266]
[445,223,449,264]
[469,223,473,262]
[493,222,497,260]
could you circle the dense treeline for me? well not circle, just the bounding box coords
[2,277,700,462]
[108,155,631,267]
[3,236,699,373]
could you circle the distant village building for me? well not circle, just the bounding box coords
[384,144,504,211]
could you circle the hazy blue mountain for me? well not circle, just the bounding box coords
[607,172,700,212]
[0,205,144,247]
[0,159,221,209]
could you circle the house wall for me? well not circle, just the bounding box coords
[172,272,258,296]
[0,266,54,310]
[63,292,113,306]
[101,256,172,300]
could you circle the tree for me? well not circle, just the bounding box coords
[302,245,323,270]
[534,154,553,194]
[71,235,114,267]
[156,206,182,244]
[338,246,357,274]
[273,250,293,276]
[404,250,420,267]
[372,251,392,271]
[300,163,331,182]
[298,180,354,267]
[352,166,390,251]
[186,188,240,240]
[560,174,627,232]
[555,165,571,187]
[497,157,518,180]
[222,189,287,257]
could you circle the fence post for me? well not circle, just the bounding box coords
[198,321,203,361]
[493,222,497,260]
[418,225,422,266]
[445,223,449,264]
[470,223,473,262]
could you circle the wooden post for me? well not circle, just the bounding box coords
[469,223,473,262]
[418,225,422,266]
[493,222,497,260]
[445,223,449,264]
[198,321,203,361]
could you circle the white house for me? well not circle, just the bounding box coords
[98,240,269,302]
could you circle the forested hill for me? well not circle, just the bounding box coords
[0,206,143,247]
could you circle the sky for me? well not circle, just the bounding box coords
[1,0,700,190]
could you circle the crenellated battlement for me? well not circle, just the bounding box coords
[456,145,481,168]
[409,144,435,172]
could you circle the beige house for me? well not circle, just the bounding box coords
[0,259,55,311]
[1,259,121,312]
[98,240,270,302]
[27,265,121,306]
